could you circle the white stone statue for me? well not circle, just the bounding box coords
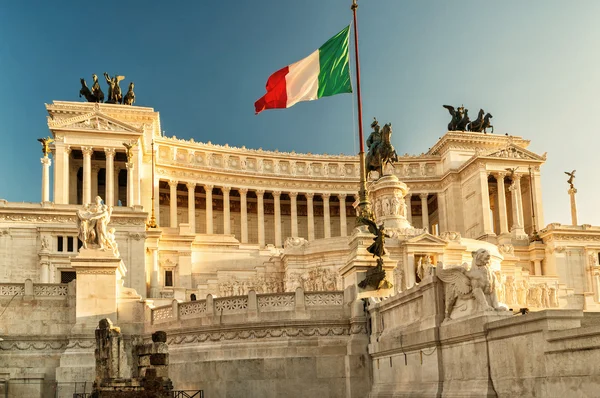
[437,249,508,320]
[77,196,116,252]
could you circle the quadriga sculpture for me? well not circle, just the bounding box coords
[437,249,507,320]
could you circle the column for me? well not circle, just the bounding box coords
[509,176,525,237]
[515,175,525,230]
[420,193,429,231]
[223,186,231,235]
[154,178,160,226]
[406,194,413,224]
[437,191,447,234]
[41,156,51,202]
[133,145,141,206]
[126,162,134,207]
[205,184,214,234]
[63,146,71,204]
[407,254,416,288]
[339,194,347,237]
[306,193,315,241]
[239,189,248,243]
[494,172,509,234]
[149,248,160,298]
[113,166,120,206]
[290,192,298,238]
[569,187,578,225]
[530,168,545,229]
[91,164,100,201]
[69,164,78,204]
[533,260,542,276]
[322,193,331,238]
[480,170,494,235]
[257,189,265,247]
[53,143,64,203]
[273,191,282,247]
[169,180,178,228]
[104,148,116,206]
[82,147,93,204]
[187,182,196,233]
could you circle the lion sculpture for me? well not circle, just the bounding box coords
[436,248,507,320]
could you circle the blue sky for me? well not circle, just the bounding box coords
[0,1,598,226]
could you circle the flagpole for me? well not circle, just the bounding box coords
[351,0,371,219]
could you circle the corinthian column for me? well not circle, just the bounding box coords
[437,191,447,234]
[406,194,413,224]
[322,193,331,238]
[273,191,282,247]
[494,172,509,234]
[205,184,214,234]
[339,194,347,237]
[41,156,51,202]
[169,180,178,228]
[420,193,429,231]
[290,192,298,237]
[480,169,494,235]
[187,182,196,233]
[82,147,93,204]
[104,148,116,206]
[569,187,578,226]
[222,186,231,235]
[509,175,525,238]
[306,193,315,241]
[126,162,134,207]
[91,164,100,201]
[257,189,265,247]
[63,146,71,204]
[239,188,248,243]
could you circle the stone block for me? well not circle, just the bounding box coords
[150,353,168,366]
[152,331,167,342]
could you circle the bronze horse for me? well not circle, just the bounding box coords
[79,78,96,102]
[365,123,398,178]
[468,109,494,133]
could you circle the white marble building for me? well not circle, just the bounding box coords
[1,100,600,397]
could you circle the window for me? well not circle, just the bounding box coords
[61,271,76,283]
[57,236,63,252]
[165,270,173,287]
[67,237,74,252]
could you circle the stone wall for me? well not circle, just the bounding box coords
[148,289,370,398]
[367,277,600,397]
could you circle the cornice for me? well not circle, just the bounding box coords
[428,131,530,156]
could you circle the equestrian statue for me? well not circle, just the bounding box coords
[467,109,494,133]
[365,118,399,179]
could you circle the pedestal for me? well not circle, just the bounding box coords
[370,175,411,229]
[70,248,126,334]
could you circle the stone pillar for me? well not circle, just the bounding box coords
[322,193,331,238]
[257,189,265,247]
[239,188,248,243]
[126,163,134,207]
[534,260,542,276]
[133,145,141,206]
[569,187,578,226]
[223,186,231,235]
[69,164,78,204]
[406,194,413,224]
[63,146,71,204]
[104,148,116,206]
[273,191,282,246]
[437,191,447,234]
[495,172,509,234]
[41,156,51,202]
[82,147,93,204]
[407,254,416,288]
[420,193,429,231]
[480,170,494,235]
[187,182,196,233]
[339,194,347,237]
[149,248,160,298]
[169,180,178,228]
[205,185,214,234]
[306,193,315,241]
[91,164,100,201]
[290,192,298,238]
[515,175,525,230]
[154,178,160,227]
[114,166,120,206]
[530,168,545,229]
[509,175,525,238]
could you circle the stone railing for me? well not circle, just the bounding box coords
[0,281,69,298]
[150,289,345,325]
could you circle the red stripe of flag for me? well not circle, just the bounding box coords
[254,66,289,114]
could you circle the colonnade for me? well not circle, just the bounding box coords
[487,172,531,237]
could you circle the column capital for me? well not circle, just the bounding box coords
[305,192,315,200]
[256,189,265,196]
[64,146,72,155]
[125,162,134,170]
[168,180,179,188]
[338,193,347,199]
[81,147,93,156]
[238,188,248,195]
[321,193,331,200]
[222,186,231,193]
[104,148,116,157]
[289,192,298,198]
[41,157,51,166]
[272,190,281,197]
[514,174,522,181]
[205,184,214,191]
[419,193,429,200]
[494,171,507,179]
[186,182,196,190]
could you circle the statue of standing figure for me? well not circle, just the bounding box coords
[104,72,125,104]
[77,196,117,253]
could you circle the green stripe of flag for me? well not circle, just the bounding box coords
[317,25,353,98]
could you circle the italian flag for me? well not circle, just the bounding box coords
[255,25,353,114]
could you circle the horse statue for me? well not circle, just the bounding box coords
[79,78,96,102]
[365,121,399,178]
[468,109,494,133]
[123,82,135,106]
[443,105,470,131]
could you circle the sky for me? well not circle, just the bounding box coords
[0,1,598,226]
